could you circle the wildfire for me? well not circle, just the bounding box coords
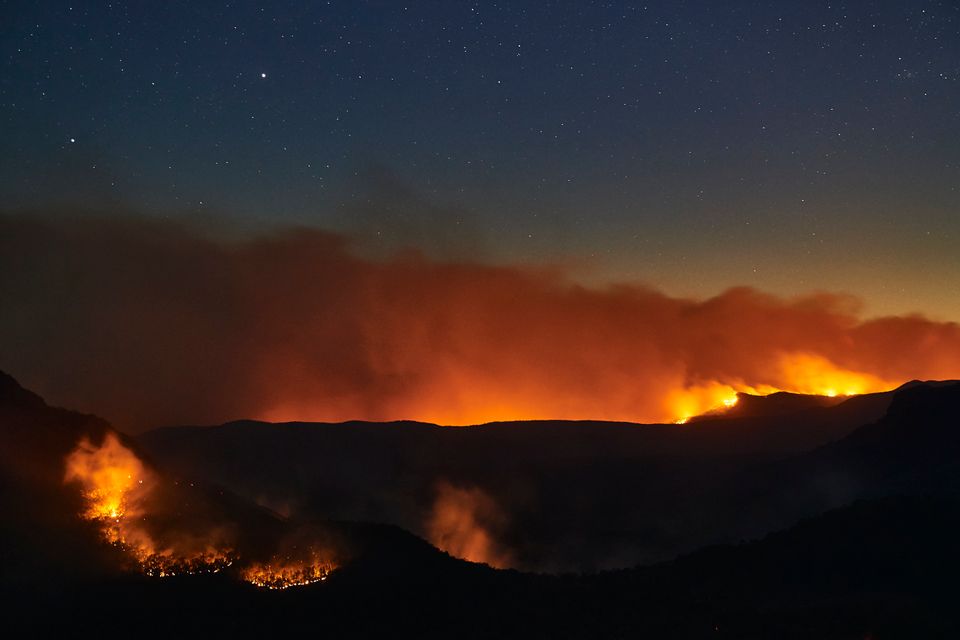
[134,543,234,578]
[64,433,234,577]
[64,433,154,543]
[666,382,744,425]
[262,346,904,426]
[665,352,899,423]
[242,551,338,590]
[64,433,342,588]
[775,352,894,398]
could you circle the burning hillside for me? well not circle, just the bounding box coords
[665,352,898,424]
[243,551,338,590]
[64,433,236,577]
[61,430,348,587]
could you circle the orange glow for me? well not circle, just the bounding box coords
[427,482,512,568]
[666,382,742,425]
[64,433,234,576]
[263,350,901,426]
[242,550,338,589]
[663,352,899,423]
[775,352,896,398]
[8,218,960,432]
[64,433,154,543]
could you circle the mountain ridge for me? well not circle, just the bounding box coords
[5,370,960,636]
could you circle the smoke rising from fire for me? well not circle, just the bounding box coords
[63,430,352,586]
[64,433,234,575]
[64,433,155,525]
[3,212,960,429]
[428,482,513,568]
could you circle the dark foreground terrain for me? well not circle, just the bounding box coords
[3,370,960,638]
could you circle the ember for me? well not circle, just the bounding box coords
[243,551,338,590]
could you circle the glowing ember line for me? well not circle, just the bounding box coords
[242,553,337,590]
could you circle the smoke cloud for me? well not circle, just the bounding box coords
[427,482,513,568]
[1,212,959,431]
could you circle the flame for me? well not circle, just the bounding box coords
[242,550,337,589]
[665,352,898,423]
[64,433,234,576]
[427,483,512,568]
[64,434,341,587]
[136,546,234,578]
[775,352,895,397]
[666,382,743,425]
[64,433,154,543]
[266,350,899,426]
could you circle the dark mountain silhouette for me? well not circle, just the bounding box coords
[740,381,960,531]
[0,370,373,588]
[701,389,845,419]
[0,370,121,584]
[4,370,960,637]
[138,387,898,570]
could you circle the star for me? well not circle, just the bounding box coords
[260,72,267,79]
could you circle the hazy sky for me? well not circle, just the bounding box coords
[2,0,959,319]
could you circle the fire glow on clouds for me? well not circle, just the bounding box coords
[2,213,959,429]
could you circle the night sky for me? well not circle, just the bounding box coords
[2,0,959,319]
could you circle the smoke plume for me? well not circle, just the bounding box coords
[2,212,959,430]
[428,482,513,568]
